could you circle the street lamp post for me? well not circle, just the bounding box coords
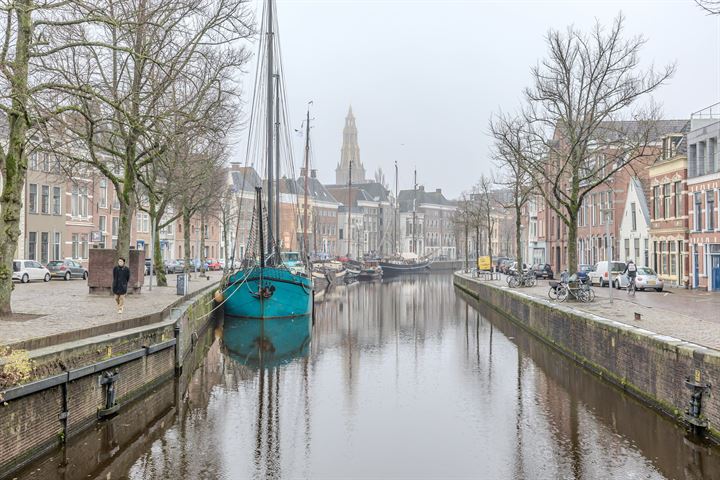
[602,206,614,305]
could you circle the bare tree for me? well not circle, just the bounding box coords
[473,174,496,264]
[47,0,252,264]
[520,14,674,273]
[0,0,96,313]
[695,0,720,14]
[490,113,535,269]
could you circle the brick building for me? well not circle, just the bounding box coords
[649,133,690,287]
[687,103,720,291]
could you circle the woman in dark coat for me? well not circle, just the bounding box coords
[112,257,131,313]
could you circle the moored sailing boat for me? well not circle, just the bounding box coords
[222,0,311,362]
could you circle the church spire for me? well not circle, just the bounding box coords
[336,105,366,185]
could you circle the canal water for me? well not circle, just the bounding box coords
[14,274,720,479]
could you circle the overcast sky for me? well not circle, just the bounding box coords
[238,0,720,199]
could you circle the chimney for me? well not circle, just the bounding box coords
[311,169,317,179]
[435,188,442,194]
[419,185,425,192]
[300,167,307,178]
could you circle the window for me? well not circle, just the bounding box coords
[111,217,119,237]
[29,153,38,171]
[53,232,61,260]
[72,234,79,259]
[660,241,667,275]
[41,185,49,214]
[634,238,640,261]
[52,187,61,215]
[71,185,78,216]
[674,181,682,218]
[99,215,107,248]
[695,192,703,231]
[653,186,660,220]
[79,185,88,217]
[28,232,37,260]
[112,191,120,210]
[81,234,88,259]
[99,179,107,208]
[631,202,637,231]
[670,242,677,275]
[29,184,38,213]
[40,232,49,264]
[663,184,671,219]
[708,191,716,231]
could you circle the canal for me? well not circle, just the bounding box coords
[13,274,720,479]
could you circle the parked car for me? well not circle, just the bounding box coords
[508,262,528,274]
[164,259,185,274]
[12,260,51,283]
[46,259,88,280]
[533,264,554,279]
[206,258,221,271]
[576,264,593,282]
[616,266,664,292]
[494,257,510,272]
[588,260,627,287]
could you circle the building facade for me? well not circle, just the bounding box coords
[687,103,720,291]
[649,134,689,287]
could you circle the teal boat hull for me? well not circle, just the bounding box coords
[223,267,312,319]
[222,267,313,367]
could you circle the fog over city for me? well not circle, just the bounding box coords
[235,0,720,198]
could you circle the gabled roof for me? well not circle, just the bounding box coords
[230,167,262,193]
[295,175,339,204]
[630,176,650,225]
[398,186,454,212]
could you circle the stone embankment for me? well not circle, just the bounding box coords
[454,272,720,440]
[0,280,222,479]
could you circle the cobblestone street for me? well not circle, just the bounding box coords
[0,272,223,348]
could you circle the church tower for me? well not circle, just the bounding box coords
[336,106,366,185]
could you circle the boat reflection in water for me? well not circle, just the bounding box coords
[222,314,312,367]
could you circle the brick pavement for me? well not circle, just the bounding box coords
[0,272,223,348]
[460,272,720,350]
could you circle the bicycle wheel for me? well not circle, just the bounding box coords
[578,289,591,303]
[526,276,537,288]
[548,287,558,300]
[509,276,519,288]
[556,286,569,302]
[586,288,596,302]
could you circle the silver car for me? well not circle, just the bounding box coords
[616,267,664,292]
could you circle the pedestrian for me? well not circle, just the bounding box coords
[112,257,131,314]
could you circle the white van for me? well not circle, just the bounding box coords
[588,260,627,287]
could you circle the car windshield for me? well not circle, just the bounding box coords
[48,261,63,266]
[12,261,20,272]
[638,267,655,275]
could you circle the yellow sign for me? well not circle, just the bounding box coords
[477,256,492,271]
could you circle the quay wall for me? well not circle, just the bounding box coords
[429,260,464,271]
[453,273,720,439]
[0,283,220,479]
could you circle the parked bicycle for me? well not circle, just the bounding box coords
[548,274,594,303]
[508,270,536,288]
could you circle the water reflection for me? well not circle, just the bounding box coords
[12,274,720,479]
[223,314,311,367]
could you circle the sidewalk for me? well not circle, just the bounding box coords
[462,273,720,350]
[0,272,223,349]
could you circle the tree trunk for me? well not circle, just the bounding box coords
[152,215,167,287]
[464,221,468,271]
[515,206,523,270]
[116,165,136,262]
[475,224,479,265]
[183,208,191,274]
[0,0,33,315]
[199,214,207,276]
[567,215,578,274]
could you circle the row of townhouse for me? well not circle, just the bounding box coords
[521,102,720,291]
[221,163,460,261]
[18,156,221,267]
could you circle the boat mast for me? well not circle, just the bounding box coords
[257,187,266,268]
[346,160,352,257]
[412,169,417,255]
[265,0,275,259]
[302,107,311,260]
[394,160,398,256]
[274,73,280,254]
